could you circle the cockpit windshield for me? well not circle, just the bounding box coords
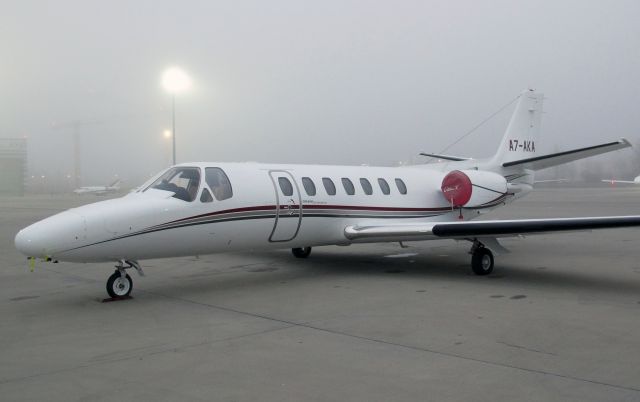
[146,167,201,202]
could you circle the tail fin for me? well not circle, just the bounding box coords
[491,90,544,166]
[491,90,631,171]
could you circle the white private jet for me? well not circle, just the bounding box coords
[15,90,640,298]
[601,175,640,185]
[73,179,122,195]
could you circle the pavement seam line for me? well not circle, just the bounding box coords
[28,265,640,393]
[0,324,296,385]
[148,289,640,394]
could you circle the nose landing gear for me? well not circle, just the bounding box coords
[107,271,132,298]
[105,260,144,299]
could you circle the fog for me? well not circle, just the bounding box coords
[2,0,640,190]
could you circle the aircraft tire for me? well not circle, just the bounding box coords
[106,271,133,298]
[292,247,312,258]
[471,247,494,275]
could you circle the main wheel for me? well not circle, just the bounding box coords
[106,271,133,298]
[471,247,494,275]
[292,247,312,258]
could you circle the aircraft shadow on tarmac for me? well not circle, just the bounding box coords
[23,246,638,305]
[129,248,640,302]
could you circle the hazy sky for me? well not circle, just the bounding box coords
[2,0,639,185]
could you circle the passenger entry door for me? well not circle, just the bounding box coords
[268,170,302,242]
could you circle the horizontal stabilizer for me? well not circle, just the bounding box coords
[344,215,640,241]
[502,138,631,170]
[419,152,471,161]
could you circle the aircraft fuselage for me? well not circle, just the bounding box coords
[15,162,529,262]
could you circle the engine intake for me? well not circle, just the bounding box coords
[441,170,507,208]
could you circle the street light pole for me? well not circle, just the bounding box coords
[172,94,176,165]
[161,66,191,166]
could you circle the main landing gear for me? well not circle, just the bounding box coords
[469,239,494,276]
[106,260,144,298]
[292,247,312,258]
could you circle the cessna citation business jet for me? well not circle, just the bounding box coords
[14,90,640,298]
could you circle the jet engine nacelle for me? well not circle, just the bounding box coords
[441,170,507,208]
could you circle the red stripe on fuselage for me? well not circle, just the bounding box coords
[167,204,451,225]
[302,204,450,212]
[169,205,277,224]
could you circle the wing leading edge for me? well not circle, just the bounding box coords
[344,216,640,241]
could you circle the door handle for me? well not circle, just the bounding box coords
[287,198,295,215]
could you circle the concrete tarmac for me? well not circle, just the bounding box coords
[1,186,640,401]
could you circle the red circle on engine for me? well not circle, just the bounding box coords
[441,170,472,206]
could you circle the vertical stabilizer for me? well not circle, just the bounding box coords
[491,90,543,166]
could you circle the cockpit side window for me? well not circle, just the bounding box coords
[205,167,233,201]
[147,167,201,202]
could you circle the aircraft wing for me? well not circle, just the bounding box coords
[502,138,631,170]
[344,216,640,241]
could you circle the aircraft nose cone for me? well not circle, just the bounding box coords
[15,212,85,258]
[14,228,34,257]
[15,225,50,257]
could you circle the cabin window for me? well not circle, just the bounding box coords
[322,177,336,195]
[200,188,213,203]
[302,177,316,196]
[395,178,407,195]
[360,178,373,195]
[341,178,355,195]
[205,167,233,201]
[147,167,201,202]
[278,177,294,196]
[378,178,390,195]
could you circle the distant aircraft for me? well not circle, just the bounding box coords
[601,175,640,185]
[73,179,121,195]
[15,90,640,299]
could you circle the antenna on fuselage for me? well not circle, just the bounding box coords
[419,93,520,163]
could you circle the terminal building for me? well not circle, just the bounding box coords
[0,138,27,196]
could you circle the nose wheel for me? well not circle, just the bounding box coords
[105,260,144,299]
[107,271,133,298]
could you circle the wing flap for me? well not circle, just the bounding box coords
[344,216,640,241]
[344,224,436,240]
